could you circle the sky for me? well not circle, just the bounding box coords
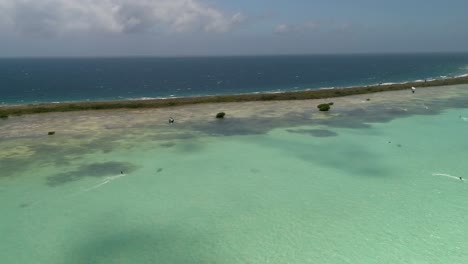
[1,0,468,57]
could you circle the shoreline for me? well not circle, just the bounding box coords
[1,75,468,117]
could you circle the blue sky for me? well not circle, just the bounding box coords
[1,0,467,57]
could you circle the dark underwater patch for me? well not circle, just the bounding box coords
[187,116,303,137]
[250,168,260,174]
[0,157,33,178]
[287,128,338,137]
[65,227,219,264]
[146,132,196,142]
[160,142,176,148]
[317,117,371,129]
[46,161,137,187]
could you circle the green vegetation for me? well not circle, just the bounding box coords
[216,112,226,119]
[317,101,335,111]
[0,114,8,119]
[317,103,331,111]
[1,76,468,116]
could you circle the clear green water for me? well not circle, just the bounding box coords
[1,86,468,263]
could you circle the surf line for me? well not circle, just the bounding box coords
[432,173,463,181]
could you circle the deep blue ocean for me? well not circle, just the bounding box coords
[1,53,468,105]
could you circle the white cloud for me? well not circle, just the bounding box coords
[0,0,244,36]
[274,24,292,34]
[274,21,320,35]
[338,22,352,32]
[303,21,320,30]
[274,20,355,35]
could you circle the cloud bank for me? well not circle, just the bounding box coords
[0,0,244,36]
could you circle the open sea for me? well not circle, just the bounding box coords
[1,53,468,105]
[1,55,468,263]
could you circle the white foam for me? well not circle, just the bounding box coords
[432,173,462,181]
[84,173,127,192]
[84,180,110,191]
[106,174,127,181]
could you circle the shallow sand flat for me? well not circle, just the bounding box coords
[1,84,468,140]
[1,84,467,182]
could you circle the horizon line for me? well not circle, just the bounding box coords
[1,51,468,59]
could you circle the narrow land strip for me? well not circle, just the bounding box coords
[1,76,468,117]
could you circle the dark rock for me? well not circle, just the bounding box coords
[48,131,55,135]
[216,112,226,119]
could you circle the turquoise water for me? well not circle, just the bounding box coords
[1,86,468,263]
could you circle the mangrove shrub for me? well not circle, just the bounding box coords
[317,104,331,111]
[216,112,226,119]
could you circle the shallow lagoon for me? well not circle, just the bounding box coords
[1,85,468,263]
